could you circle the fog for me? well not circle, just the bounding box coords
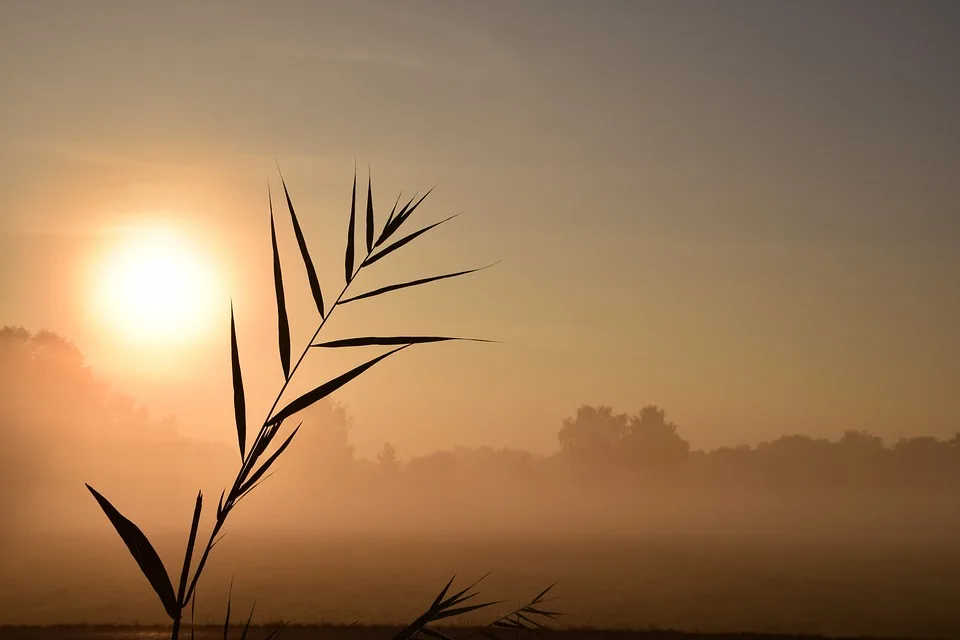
[3,327,959,638]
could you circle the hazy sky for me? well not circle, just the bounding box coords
[1,0,958,457]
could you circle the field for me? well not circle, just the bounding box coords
[0,625,914,640]
[1,531,956,639]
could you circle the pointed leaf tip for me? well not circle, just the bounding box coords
[312,336,494,349]
[365,172,375,254]
[230,305,246,460]
[279,170,326,319]
[85,484,178,620]
[345,171,357,284]
[365,213,462,267]
[268,345,411,426]
[269,193,291,380]
[341,263,498,305]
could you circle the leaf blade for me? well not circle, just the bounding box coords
[312,336,494,349]
[176,491,203,608]
[376,192,404,248]
[432,601,501,621]
[223,580,232,640]
[365,213,461,267]
[269,188,291,380]
[279,169,325,318]
[365,171,375,254]
[341,263,498,305]
[239,602,256,640]
[268,346,410,426]
[345,171,357,283]
[85,484,178,620]
[230,304,246,460]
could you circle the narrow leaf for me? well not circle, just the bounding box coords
[345,171,357,283]
[347,616,365,629]
[431,575,457,611]
[223,580,233,640]
[438,572,490,610]
[376,192,404,247]
[230,304,246,460]
[85,484,178,620]
[341,264,498,305]
[365,172,375,254]
[377,192,418,246]
[279,170,325,318]
[313,336,493,349]
[269,189,291,379]
[394,189,433,230]
[177,491,203,608]
[239,602,256,640]
[523,608,561,619]
[531,584,556,604]
[239,424,300,495]
[433,602,501,621]
[365,214,461,267]
[261,624,288,640]
[268,346,410,426]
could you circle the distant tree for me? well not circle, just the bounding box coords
[620,405,690,471]
[377,442,400,473]
[0,326,193,533]
[558,405,627,461]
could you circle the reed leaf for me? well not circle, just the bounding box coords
[223,581,233,640]
[432,602,502,621]
[393,189,433,230]
[394,574,495,640]
[431,575,456,610]
[177,491,203,608]
[239,602,256,640]
[267,345,410,426]
[378,190,432,247]
[365,213,461,267]
[278,169,325,319]
[345,171,357,283]
[378,192,403,245]
[365,172,375,254]
[230,304,246,460]
[342,264,497,305]
[85,484,178,620]
[312,336,492,348]
[269,189,291,380]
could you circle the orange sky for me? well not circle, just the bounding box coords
[1,0,958,458]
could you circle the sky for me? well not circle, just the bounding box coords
[1,0,958,458]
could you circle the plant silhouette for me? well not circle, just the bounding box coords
[82,167,545,640]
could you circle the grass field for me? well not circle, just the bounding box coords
[0,625,915,640]
[1,530,956,639]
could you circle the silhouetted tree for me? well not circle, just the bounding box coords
[620,405,690,471]
[378,442,400,474]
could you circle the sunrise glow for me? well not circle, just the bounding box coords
[90,224,221,346]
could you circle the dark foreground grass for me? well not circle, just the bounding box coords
[0,626,920,640]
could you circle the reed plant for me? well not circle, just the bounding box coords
[83,167,559,640]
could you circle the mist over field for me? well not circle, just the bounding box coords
[3,328,960,639]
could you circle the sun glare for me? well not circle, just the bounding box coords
[91,224,222,346]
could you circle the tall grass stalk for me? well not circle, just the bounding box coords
[84,166,497,640]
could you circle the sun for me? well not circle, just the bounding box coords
[91,224,222,346]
